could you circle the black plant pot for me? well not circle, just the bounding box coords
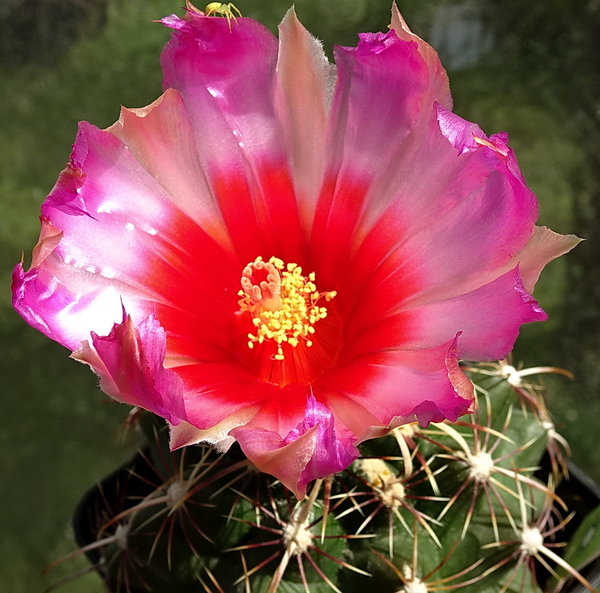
[547,461,600,592]
[73,448,162,593]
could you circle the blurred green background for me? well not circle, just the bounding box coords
[1,0,599,590]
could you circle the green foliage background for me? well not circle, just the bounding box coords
[1,0,598,591]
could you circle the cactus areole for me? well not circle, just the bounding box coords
[12,2,578,498]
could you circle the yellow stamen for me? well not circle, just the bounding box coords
[238,256,336,360]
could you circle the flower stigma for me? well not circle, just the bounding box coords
[238,256,336,361]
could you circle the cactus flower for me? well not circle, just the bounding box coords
[12,4,578,498]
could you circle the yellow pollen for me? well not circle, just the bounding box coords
[238,256,336,360]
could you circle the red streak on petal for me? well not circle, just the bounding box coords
[252,385,309,430]
[208,162,306,264]
[310,174,370,286]
[338,309,417,364]
[173,361,277,429]
[257,162,306,261]
[126,206,241,363]
[138,219,237,308]
[210,168,264,261]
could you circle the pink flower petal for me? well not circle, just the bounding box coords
[171,362,274,430]
[284,396,359,489]
[319,337,473,441]
[73,311,186,426]
[506,225,581,293]
[168,406,257,452]
[107,89,233,251]
[232,396,358,498]
[401,267,547,360]
[435,104,486,154]
[160,11,280,173]
[390,2,452,110]
[311,28,434,282]
[160,11,306,263]
[275,8,333,228]
[339,267,545,364]
[232,424,316,497]
[330,112,544,343]
[12,261,125,351]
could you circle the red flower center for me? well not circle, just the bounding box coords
[237,256,340,387]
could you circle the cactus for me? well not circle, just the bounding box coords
[48,362,599,593]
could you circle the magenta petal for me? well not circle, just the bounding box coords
[160,11,281,171]
[43,146,91,217]
[345,267,547,363]
[12,261,125,351]
[284,397,358,490]
[12,262,68,347]
[159,12,308,263]
[108,89,233,250]
[405,267,547,360]
[327,30,429,176]
[231,424,315,497]
[320,338,473,440]
[74,311,186,426]
[311,28,435,282]
[390,3,452,110]
[436,103,486,154]
[232,396,358,498]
